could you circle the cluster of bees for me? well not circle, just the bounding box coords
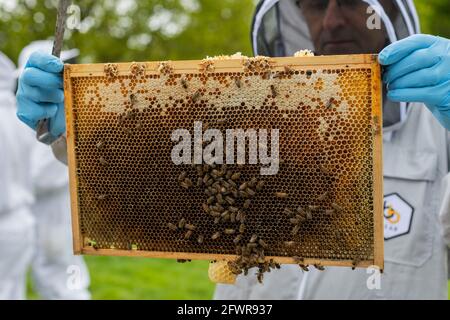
[104,63,119,80]
[168,163,285,283]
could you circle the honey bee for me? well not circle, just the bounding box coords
[258,239,268,248]
[325,98,334,109]
[197,177,203,187]
[314,264,325,271]
[211,232,221,240]
[249,234,258,243]
[275,192,288,199]
[178,218,186,229]
[230,212,236,223]
[284,65,294,74]
[239,190,249,198]
[231,172,241,181]
[284,208,294,216]
[270,85,277,98]
[225,196,235,205]
[180,181,191,189]
[178,171,187,181]
[202,203,210,214]
[299,264,309,272]
[234,78,242,88]
[291,224,300,235]
[167,222,178,231]
[214,217,221,224]
[331,202,343,212]
[191,90,201,103]
[180,76,188,89]
[247,243,258,249]
[224,229,236,235]
[352,257,361,270]
[243,199,251,209]
[317,191,329,201]
[257,272,264,284]
[289,218,300,225]
[131,244,138,251]
[207,196,215,205]
[239,182,248,191]
[97,194,108,200]
[96,140,105,149]
[325,209,335,216]
[308,205,320,211]
[136,120,142,130]
[197,234,204,244]
[99,157,108,166]
[130,93,138,105]
[216,193,224,204]
[210,210,221,218]
[220,210,230,219]
[228,206,239,213]
[247,188,256,197]
[185,224,196,231]
[184,230,193,239]
[319,164,332,175]
[284,241,295,247]
[233,234,242,244]
[239,223,246,233]
[255,180,265,191]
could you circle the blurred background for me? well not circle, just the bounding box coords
[0,0,449,299]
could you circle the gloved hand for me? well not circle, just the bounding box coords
[379,34,450,130]
[16,51,66,138]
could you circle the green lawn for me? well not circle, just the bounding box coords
[28,256,450,299]
[84,256,214,300]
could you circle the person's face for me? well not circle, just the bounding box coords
[297,0,394,55]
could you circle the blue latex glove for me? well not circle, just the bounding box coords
[379,34,450,130]
[16,51,66,138]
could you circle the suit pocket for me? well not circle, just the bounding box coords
[382,143,438,267]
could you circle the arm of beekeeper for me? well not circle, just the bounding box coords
[379,34,450,130]
[16,51,68,165]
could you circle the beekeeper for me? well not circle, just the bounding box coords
[0,51,35,300]
[16,41,91,300]
[214,0,450,299]
[15,0,450,299]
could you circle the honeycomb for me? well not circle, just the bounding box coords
[208,261,237,284]
[64,54,384,276]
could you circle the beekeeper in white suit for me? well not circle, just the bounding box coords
[16,41,90,300]
[14,0,450,300]
[214,0,450,299]
[0,51,35,300]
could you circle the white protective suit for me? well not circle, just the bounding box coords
[0,51,35,300]
[17,41,90,300]
[214,0,450,300]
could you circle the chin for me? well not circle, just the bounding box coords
[320,43,362,55]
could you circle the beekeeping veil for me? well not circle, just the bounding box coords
[251,0,421,135]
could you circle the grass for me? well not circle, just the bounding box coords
[84,256,214,300]
[27,256,450,299]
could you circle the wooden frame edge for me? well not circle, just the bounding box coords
[64,64,83,255]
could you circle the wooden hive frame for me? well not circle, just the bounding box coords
[64,54,383,270]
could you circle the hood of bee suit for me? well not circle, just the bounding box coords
[251,0,421,136]
[0,51,17,109]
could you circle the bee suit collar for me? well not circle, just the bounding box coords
[251,0,422,137]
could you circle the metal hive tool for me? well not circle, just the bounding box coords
[64,54,384,276]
